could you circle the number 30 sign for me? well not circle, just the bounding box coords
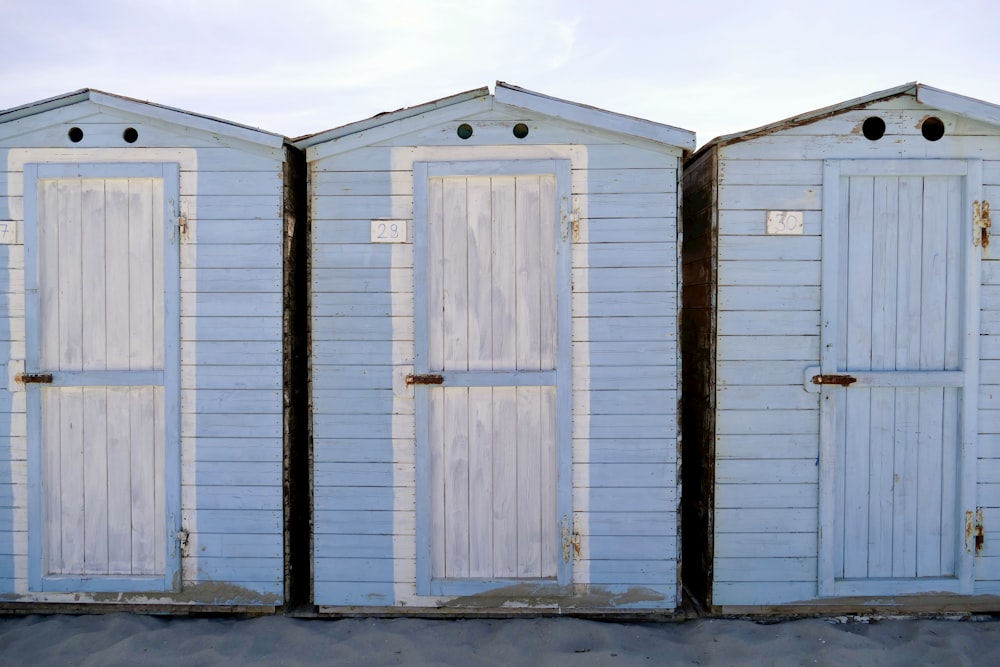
[766,211,804,235]
[370,219,409,243]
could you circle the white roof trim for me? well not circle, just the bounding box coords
[0,88,286,149]
[294,87,491,150]
[916,84,1000,126]
[494,82,695,150]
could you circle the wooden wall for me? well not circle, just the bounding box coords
[0,100,288,606]
[705,95,1000,607]
[308,101,685,609]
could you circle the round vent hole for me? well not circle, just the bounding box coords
[862,116,886,141]
[513,123,529,139]
[457,123,473,140]
[921,116,945,141]
[123,127,139,143]
[68,127,84,143]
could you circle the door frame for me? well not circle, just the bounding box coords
[817,158,982,597]
[23,162,182,593]
[412,159,573,596]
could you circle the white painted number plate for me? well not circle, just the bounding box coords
[766,211,803,235]
[0,221,19,244]
[371,219,409,243]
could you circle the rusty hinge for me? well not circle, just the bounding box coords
[966,508,985,555]
[405,373,444,385]
[561,515,581,563]
[15,372,53,384]
[177,528,190,558]
[178,215,189,240]
[811,373,857,387]
[974,200,991,249]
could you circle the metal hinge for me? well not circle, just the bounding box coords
[177,215,189,240]
[561,515,581,563]
[966,508,985,555]
[974,200,991,249]
[177,528,190,557]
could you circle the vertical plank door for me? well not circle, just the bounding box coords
[818,159,981,596]
[415,161,571,596]
[24,163,180,593]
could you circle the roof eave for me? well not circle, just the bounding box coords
[494,81,696,150]
[693,81,921,159]
[294,86,491,149]
[0,88,287,149]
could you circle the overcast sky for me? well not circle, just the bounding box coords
[2,0,997,146]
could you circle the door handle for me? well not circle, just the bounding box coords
[16,372,54,384]
[406,373,444,385]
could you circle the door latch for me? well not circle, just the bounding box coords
[15,372,53,384]
[811,374,857,387]
[974,200,991,249]
[405,373,444,385]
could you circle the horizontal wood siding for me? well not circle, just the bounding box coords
[710,99,1000,607]
[310,107,682,609]
[0,101,285,604]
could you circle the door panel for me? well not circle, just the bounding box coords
[819,159,980,596]
[25,163,179,592]
[416,161,570,595]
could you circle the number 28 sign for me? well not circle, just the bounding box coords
[370,219,410,243]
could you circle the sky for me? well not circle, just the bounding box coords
[1,0,998,147]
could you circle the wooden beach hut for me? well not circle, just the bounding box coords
[0,90,300,610]
[298,83,694,611]
[681,83,1000,612]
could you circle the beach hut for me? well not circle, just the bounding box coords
[0,90,300,610]
[681,83,1000,612]
[297,83,694,611]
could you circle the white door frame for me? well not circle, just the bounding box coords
[23,162,182,593]
[817,158,981,597]
[412,159,573,597]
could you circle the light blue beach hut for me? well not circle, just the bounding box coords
[297,83,694,612]
[682,83,1000,613]
[0,90,298,610]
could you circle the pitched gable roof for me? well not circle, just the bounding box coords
[295,82,695,156]
[697,82,1000,153]
[0,88,286,148]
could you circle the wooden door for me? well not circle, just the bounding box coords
[818,159,981,596]
[414,160,571,596]
[24,163,181,593]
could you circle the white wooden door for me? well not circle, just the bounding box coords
[818,159,981,596]
[414,160,572,595]
[24,163,181,593]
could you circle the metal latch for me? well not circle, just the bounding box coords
[405,373,444,385]
[974,200,991,249]
[15,372,53,384]
[811,374,857,387]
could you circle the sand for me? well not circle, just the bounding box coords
[1,613,999,666]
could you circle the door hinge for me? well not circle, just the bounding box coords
[561,515,581,563]
[177,528,190,557]
[974,200,991,249]
[177,215,189,240]
[966,508,985,555]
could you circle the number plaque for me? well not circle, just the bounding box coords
[766,211,804,235]
[371,219,409,243]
